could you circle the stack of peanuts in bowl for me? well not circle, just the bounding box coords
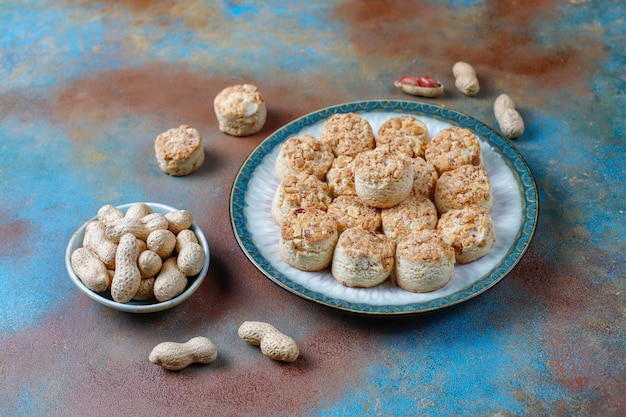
[272,113,495,293]
[70,203,205,303]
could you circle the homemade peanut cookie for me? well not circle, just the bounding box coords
[271,175,332,224]
[275,134,334,181]
[424,127,483,175]
[393,230,455,293]
[214,84,266,136]
[434,164,493,214]
[354,148,414,208]
[320,112,375,157]
[326,195,381,234]
[331,227,395,288]
[376,115,430,158]
[154,125,205,176]
[381,195,438,242]
[410,157,439,200]
[326,155,357,198]
[279,207,339,272]
[436,204,496,264]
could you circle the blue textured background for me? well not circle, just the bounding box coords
[1,1,624,416]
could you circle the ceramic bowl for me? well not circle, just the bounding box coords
[65,202,210,313]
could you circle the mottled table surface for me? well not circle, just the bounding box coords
[1,1,624,416]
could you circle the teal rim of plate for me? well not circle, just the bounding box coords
[230,100,539,315]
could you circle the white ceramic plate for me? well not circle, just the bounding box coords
[230,101,538,315]
[65,202,210,313]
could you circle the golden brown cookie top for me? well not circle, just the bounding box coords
[213,84,265,119]
[154,125,203,160]
[276,134,334,181]
[424,127,483,175]
[381,195,438,242]
[354,148,413,186]
[434,164,492,213]
[376,116,430,158]
[436,204,494,251]
[411,157,439,200]
[396,229,455,263]
[274,175,332,212]
[326,155,357,198]
[320,113,375,157]
[335,227,395,262]
[327,195,381,233]
[280,207,337,245]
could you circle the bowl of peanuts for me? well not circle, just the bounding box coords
[65,202,210,313]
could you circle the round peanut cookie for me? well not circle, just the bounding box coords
[214,84,266,136]
[275,134,334,181]
[376,115,430,158]
[354,148,414,208]
[271,175,332,224]
[381,195,438,242]
[320,112,375,157]
[331,227,395,288]
[326,195,381,234]
[436,204,496,264]
[393,230,455,293]
[154,125,205,176]
[279,207,338,272]
[411,156,439,200]
[434,164,493,214]
[424,127,483,175]
[326,155,357,198]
